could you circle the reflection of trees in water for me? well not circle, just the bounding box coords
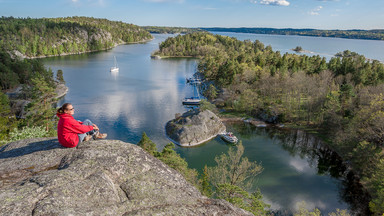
[228,123,371,215]
[270,127,371,215]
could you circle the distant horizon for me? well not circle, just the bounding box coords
[3,15,384,32]
[1,0,383,30]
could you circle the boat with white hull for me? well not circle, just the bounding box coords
[219,132,238,144]
[110,56,119,72]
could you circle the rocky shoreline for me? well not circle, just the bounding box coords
[54,83,69,99]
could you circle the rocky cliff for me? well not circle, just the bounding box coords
[0,138,252,216]
[165,110,226,147]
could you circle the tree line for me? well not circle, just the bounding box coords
[141,26,202,34]
[201,27,384,41]
[154,32,384,215]
[0,49,61,144]
[0,16,153,58]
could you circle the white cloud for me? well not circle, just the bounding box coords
[308,6,323,15]
[259,0,290,6]
[72,0,78,2]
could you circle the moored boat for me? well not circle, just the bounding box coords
[110,56,119,72]
[186,78,202,85]
[219,132,238,144]
[182,97,201,105]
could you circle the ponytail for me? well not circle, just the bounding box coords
[57,103,71,114]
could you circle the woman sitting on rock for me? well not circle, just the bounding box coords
[56,103,107,148]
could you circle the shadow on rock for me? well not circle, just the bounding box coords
[0,138,63,159]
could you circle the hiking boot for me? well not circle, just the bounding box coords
[93,131,107,140]
[97,133,107,139]
[84,135,93,142]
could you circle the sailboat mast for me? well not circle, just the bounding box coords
[114,56,118,67]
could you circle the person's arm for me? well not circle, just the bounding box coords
[66,119,93,134]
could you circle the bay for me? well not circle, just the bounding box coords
[214,31,384,62]
[43,33,377,215]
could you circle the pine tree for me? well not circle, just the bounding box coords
[137,132,158,156]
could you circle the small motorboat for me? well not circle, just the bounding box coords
[220,132,238,144]
[182,97,201,106]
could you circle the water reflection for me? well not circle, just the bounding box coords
[110,71,119,80]
[43,33,372,215]
[229,123,370,215]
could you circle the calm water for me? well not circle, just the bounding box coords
[43,33,377,215]
[215,31,384,62]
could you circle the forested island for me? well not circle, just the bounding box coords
[153,32,384,215]
[0,16,153,58]
[142,26,201,34]
[201,27,384,41]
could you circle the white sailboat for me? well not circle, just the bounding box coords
[110,56,119,72]
[182,80,201,106]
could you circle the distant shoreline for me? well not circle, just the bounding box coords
[200,27,384,41]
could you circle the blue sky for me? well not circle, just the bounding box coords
[0,0,383,30]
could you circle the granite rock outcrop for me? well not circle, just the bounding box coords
[166,110,226,146]
[0,138,252,216]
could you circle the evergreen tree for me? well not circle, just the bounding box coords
[56,69,65,84]
[137,132,158,156]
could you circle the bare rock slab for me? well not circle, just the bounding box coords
[0,138,252,216]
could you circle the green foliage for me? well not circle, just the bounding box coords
[22,75,57,135]
[137,134,199,187]
[369,187,384,216]
[293,46,303,52]
[142,26,202,34]
[156,143,199,186]
[0,16,153,58]
[294,201,350,216]
[156,32,384,214]
[205,84,218,100]
[199,165,213,197]
[5,125,48,144]
[216,184,270,215]
[199,99,217,113]
[207,142,263,189]
[294,201,321,216]
[56,69,65,84]
[0,49,59,141]
[137,132,158,156]
[0,92,16,143]
[206,142,268,214]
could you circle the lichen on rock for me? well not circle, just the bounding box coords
[0,138,252,215]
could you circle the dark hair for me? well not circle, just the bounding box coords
[57,103,72,114]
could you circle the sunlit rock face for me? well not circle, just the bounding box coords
[0,138,252,216]
[165,109,226,147]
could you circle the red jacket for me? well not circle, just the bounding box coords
[57,113,93,148]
